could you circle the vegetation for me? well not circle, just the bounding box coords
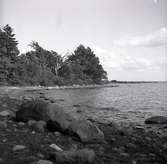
[0,25,108,86]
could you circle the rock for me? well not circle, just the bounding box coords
[145,116,167,124]
[50,148,95,164]
[54,131,61,137]
[32,160,53,164]
[16,100,104,143]
[49,144,63,152]
[120,152,130,158]
[18,122,25,126]
[35,120,46,133]
[69,119,104,143]
[37,153,45,159]
[28,120,37,126]
[0,110,10,117]
[0,121,7,128]
[13,145,26,151]
[29,120,46,133]
[16,100,50,122]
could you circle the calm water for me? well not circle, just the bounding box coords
[45,83,167,124]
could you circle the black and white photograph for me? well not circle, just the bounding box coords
[0,0,167,163]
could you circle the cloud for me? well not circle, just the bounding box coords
[153,0,158,4]
[92,46,152,71]
[114,27,167,47]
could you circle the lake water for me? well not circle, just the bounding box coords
[44,82,167,124]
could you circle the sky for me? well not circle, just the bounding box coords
[0,0,167,81]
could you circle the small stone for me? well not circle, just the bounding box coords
[54,131,61,137]
[0,110,10,117]
[135,125,144,130]
[18,122,25,126]
[28,120,37,126]
[13,124,17,127]
[35,121,46,133]
[32,160,53,164]
[2,138,7,142]
[37,153,45,159]
[0,121,7,128]
[120,152,130,158]
[32,131,36,134]
[49,144,63,152]
[13,145,26,151]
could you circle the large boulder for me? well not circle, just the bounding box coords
[145,116,167,124]
[69,119,104,143]
[16,100,104,143]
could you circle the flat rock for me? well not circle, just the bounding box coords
[32,160,53,164]
[13,145,26,151]
[49,144,63,152]
[145,116,167,124]
[50,148,95,164]
[0,110,10,117]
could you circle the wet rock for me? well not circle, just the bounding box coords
[69,119,104,143]
[50,148,95,164]
[145,116,167,124]
[16,100,104,143]
[49,144,63,152]
[32,160,53,164]
[13,145,26,151]
[0,121,7,128]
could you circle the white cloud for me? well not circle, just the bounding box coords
[114,27,167,47]
[153,0,159,4]
[92,46,152,71]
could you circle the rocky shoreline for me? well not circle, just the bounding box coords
[0,88,167,164]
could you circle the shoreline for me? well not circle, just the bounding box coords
[0,90,167,163]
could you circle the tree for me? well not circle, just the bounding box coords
[0,25,20,85]
[66,45,107,84]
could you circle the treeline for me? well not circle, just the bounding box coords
[0,25,108,86]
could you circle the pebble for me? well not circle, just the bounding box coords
[13,145,26,151]
[0,110,10,117]
[49,144,63,152]
[120,152,130,158]
[28,120,37,126]
[54,131,61,137]
[18,122,25,126]
[2,139,7,142]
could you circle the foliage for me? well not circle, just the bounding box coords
[65,45,108,84]
[0,25,108,86]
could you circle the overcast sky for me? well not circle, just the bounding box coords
[1,0,167,81]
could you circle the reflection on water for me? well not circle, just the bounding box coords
[45,83,167,124]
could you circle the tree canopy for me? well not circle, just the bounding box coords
[0,25,108,86]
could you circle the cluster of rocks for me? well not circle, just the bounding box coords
[0,97,104,164]
[1,94,167,164]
